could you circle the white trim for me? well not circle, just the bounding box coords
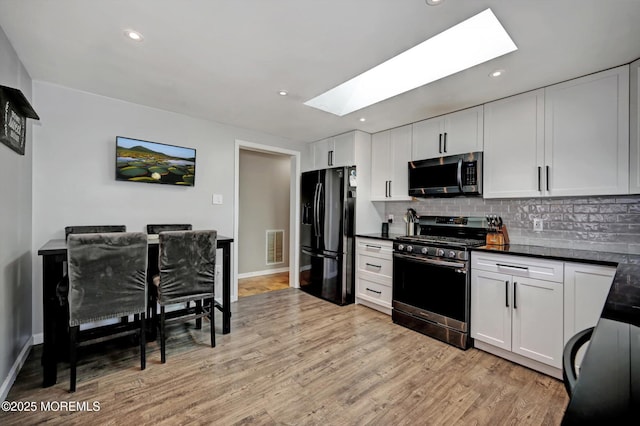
[238,267,290,279]
[33,333,43,345]
[1,336,33,402]
[234,140,301,305]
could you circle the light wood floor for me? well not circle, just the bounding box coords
[238,271,289,297]
[1,289,569,425]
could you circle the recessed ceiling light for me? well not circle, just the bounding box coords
[125,30,144,42]
[278,90,288,96]
[359,117,366,122]
[490,69,505,78]
[426,0,444,5]
[304,8,517,117]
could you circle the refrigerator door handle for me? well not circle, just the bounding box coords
[315,182,324,238]
[312,183,320,236]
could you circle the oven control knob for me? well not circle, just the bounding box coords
[397,244,405,251]
[448,250,457,258]
[421,247,428,255]
[436,248,445,257]
[406,245,413,252]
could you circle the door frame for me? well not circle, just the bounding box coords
[234,139,301,301]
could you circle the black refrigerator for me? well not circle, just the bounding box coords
[299,166,356,305]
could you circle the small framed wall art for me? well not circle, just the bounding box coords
[0,85,40,155]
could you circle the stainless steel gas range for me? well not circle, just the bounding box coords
[392,216,488,349]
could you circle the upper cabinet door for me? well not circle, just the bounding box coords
[370,125,413,201]
[331,132,356,167]
[389,125,412,199]
[411,117,443,160]
[544,65,629,196]
[443,106,484,156]
[483,90,545,199]
[370,130,391,200]
[312,138,333,169]
[630,58,640,194]
[411,106,483,160]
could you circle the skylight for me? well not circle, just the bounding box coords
[304,8,517,116]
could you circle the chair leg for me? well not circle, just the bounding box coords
[160,306,166,364]
[69,325,79,392]
[140,313,146,370]
[210,299,215,348]
[195,300,202,329]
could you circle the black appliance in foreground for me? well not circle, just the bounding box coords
[392,216,488,349]
[299,166,356,305]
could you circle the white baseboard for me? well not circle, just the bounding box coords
[1,336,33,402]
[238,267,289,279]
[33,333,43,345]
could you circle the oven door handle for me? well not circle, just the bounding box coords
[394,252,466,270]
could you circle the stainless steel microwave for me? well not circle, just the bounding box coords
[408,152,482,197]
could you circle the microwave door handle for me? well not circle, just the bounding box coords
[457,158,463,192]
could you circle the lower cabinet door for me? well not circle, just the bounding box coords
[471,269,512,351]
[511,276,564,368]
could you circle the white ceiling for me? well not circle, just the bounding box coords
[1,0,639,143]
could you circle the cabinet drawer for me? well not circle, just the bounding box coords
[357,253,393,279]
[357,238,393,258]
[357,277,392,305]
[472,252,564,283]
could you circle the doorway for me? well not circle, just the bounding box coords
[233,140,300,300]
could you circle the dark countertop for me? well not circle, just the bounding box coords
[356,233,404,242]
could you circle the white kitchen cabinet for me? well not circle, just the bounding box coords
[483,65,629,198]
[412,106,483,160]
[471,252,564,377]
[483,89,545,198]
[544,65,629,196]
[310,131,357,170]
[355,237,393,315]
[630,58,640,194]
[564,262,616,368]
[370,125,413,201]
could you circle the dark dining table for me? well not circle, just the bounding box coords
[37,234,233,388]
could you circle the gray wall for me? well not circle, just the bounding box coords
[386,195,640,261]
[238,150,290,275]
[0,26,33,399]
[30,81,304,338]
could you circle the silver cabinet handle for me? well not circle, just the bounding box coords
[496,263,529,271]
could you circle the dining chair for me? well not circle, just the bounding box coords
[562,326,595,396]
[153,230,217,363]
[65,225,126,240]
[145,224,193,324]
[146,224,192,235]
[66,232,148,392]
[57,225,127,307]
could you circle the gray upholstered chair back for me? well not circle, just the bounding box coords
[147,224,192,234]
[67,232,148,326]
[157,230,216,305]
[65,225,126,240]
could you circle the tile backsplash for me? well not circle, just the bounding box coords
[385,195,640,255]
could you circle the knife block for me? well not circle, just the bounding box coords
[486,225,510,246]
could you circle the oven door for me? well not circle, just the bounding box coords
[392,252,469,332]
